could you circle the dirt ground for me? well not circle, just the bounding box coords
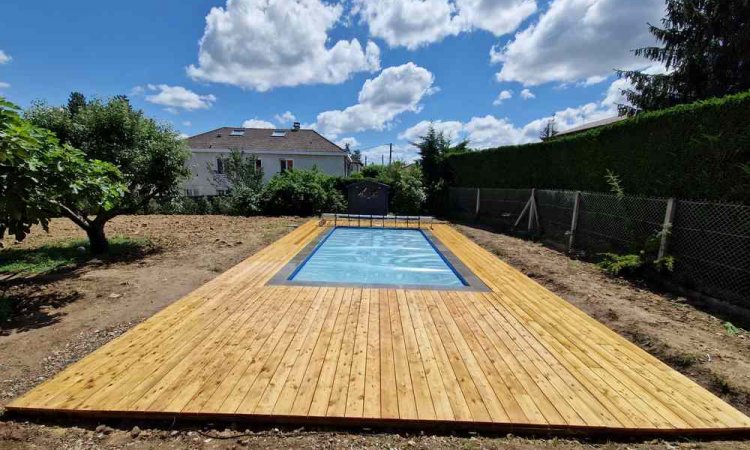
[0,216,748,450]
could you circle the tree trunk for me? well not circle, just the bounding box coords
[86,223,109,254]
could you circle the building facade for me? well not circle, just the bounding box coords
[183,125,353,197]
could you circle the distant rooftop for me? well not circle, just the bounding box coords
[186,127,344,154]
[555,115,628,137]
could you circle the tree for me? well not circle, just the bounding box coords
[413,126,452,212]
[351,149,363,164]
[213,150,264,215]
[0,98,125,244]
[539,116,558,140]
[25,94,189,253]
[619,0,750,111]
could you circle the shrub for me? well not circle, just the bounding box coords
[446,91,750,202]
[261,168,345,216]
[390,167,427,214]
[215,150,264,216]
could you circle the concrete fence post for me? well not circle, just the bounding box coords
[527,188,537,232]
[475,188,481,220]
[658,198,676,260]
[567,191,582,253]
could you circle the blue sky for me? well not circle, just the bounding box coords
[0,0,665,162]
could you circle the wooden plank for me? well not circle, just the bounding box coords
[378,289,399,419]
[8,221,750,435]
[344,288,369,418]
[272,288,337,415]
[388,289,418,420]
[421,290,498,423]
[395,289,436,421]
[252,287,330,415]
[412,290,474,421]
[308,288,352,416]
[289,288,346,416]
[362,288,381,418]
[404,289,453,421]
[326,288,360,417]
[234,287,321,414]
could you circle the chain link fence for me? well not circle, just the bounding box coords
[449,187,749,308]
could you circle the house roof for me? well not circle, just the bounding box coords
[186,127,345,154]
[555,116,628,137]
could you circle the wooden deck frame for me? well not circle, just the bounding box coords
[7,221,750,437]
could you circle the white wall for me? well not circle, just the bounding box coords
[182,150,349,196]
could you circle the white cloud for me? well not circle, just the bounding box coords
[0,81,9,90]
[315,63,436,136]
[182,120,192,127]
[142,84,216,112]
[336,137,359,149]
[242,118,276,128]
[399,120,464,142]
[187,0,380,91]
[520,88,535,99]
[455,0,537,36]
[274,111,296,124]
[395,76,632,149]
[492,0,664,86]
[492,89,513,105]
[353,0,536,50]
[361,143,419,164]
[0,50,10,65]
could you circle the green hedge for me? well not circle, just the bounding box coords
[446,91,750,203]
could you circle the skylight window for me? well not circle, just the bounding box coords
[230,129,245,136]
[271,130,287,137]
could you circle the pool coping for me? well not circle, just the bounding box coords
[266,226,491,292]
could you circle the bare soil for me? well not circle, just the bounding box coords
[0,216,748,450]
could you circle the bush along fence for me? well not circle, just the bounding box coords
[448,187,750,309]
[445,91,750,203]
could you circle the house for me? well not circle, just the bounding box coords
[183,123,353,196]
[552,115,628,139]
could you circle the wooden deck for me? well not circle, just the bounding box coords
[7,221,750,436]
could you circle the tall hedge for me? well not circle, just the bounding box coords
[446,91,750,203]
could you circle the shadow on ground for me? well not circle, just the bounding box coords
[0,238,160,335]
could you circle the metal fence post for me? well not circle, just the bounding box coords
[567,191,581,252]
[475,188,481,220]
[658,198,676,260]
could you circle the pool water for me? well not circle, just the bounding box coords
[290,227,466,287]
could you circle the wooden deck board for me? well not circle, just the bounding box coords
[7,220,750,436]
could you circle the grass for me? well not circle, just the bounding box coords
[0,236,153,275]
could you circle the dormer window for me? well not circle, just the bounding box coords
[230,129,245,136]
[271,130,287,137]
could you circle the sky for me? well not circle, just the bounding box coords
[0,0,665,163]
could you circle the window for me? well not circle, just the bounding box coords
[230,129,245,136]
[280,159,293,172]
[185,188,200,197]
[255,158,262,172]
[216,158,225,174]
[216,189,228,196]
[271,129,287,137]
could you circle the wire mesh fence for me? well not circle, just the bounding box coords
[576,193,668,255]
[448,187,749,308]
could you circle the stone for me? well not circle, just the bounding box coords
[130,426,141,438]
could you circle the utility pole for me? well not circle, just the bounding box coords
[388,143,393,166]
[381,154,384,165]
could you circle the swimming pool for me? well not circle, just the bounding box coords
[291,227,464,287]
[274,227,487,290]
